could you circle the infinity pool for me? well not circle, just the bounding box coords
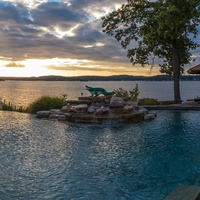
[1,110,200,200]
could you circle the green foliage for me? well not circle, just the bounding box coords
[102,0,200,70]
[102,0,200,102]
[114,84,140,101]
[2,102,28,112]
[2,94,68,114]
[138,98,175,105]
[138,98,159,105]
[27,95,66,114]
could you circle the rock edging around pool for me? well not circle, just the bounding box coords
[36,96,156,123]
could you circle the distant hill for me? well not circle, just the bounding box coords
[1,75,200,81]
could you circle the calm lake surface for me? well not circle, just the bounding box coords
[0,81,200,106]
[1,110,200,200]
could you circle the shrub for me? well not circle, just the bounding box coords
[138,98,159,105]
[2,101,28,112]
[27,95,66,114]
[114,84,139,101]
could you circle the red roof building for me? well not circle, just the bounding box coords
[187,64,200,74]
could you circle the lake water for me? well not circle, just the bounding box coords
[1,81,200,107]
[1,110,200,200]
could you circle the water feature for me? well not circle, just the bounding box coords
[1,110,200,199]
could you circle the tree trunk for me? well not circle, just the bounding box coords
[172,46,181,103]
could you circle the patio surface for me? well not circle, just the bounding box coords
[144,103,200,110]
[164,185,200,200]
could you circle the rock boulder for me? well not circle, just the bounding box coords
[109,96,125,108]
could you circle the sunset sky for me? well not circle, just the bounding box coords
[0,0,200,77]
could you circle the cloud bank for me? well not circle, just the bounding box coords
[0,0,199,76]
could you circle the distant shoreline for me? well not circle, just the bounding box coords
[0,75,200,81]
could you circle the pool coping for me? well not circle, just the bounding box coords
[143,104,200,110]
[164,184,200,200]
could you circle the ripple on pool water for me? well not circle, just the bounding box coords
[1,110,200,200]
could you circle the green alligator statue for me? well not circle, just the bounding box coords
[85,85,115,97]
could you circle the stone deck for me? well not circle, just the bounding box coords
[144,104,200,110]
[164,185,200,200]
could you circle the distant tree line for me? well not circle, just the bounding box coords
[1,75,200,81]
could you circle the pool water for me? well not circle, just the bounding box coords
[1,110,200,200]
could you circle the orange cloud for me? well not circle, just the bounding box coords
[5,62,25,68]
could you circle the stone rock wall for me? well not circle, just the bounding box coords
[36,96,156,123]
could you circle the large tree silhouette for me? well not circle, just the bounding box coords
[102,0,200,103]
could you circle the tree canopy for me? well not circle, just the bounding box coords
[102,0,200,102]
